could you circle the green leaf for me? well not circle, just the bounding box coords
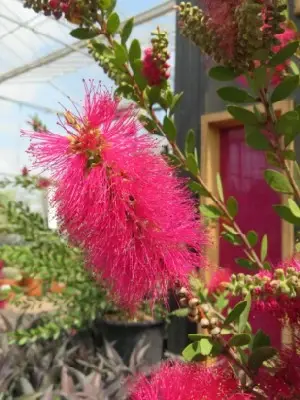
[169,308,188,317]
[163,116,177,141]
[245,126,270,150]
[235,258,255,270]
[222,223,238,235]
[271,75,299,103]
[252,66,267,91]
[99,0,112,9]
[209,66,238,81]
[139,115,157,133]
[215,293,229,311]
[264,169,293,194]
[283,150,296,160]
[266,151,281,167]
[188,181,210,197]
[263,261,272,271]
[274,204,300,224]
[269,41,299,67]
[200,204,223,219]
[226,196,238,218]
[188,334,210,341]
[147,86,161,106]
[91,41,107,55]
[129,39,141,68]
[247,231,258,247]
[252,330,271,350]
[238,293,251,333]
[121,17,134,44]
[182,341,207,362]
[222,232,242,245]
[275,111,299,138]
[227,106,258,125]
[70,28,98,40]
[185,129,195,156]
[260,234,268,262]
[248,346,277,371]
[132,60,147,90]
[224,301,247,326]
[228,333,251,347]
[216,173,224,202]
[106,0,116,14]
[113,42,128,66]
[115,84,134,99]
[170,92,184,115]
[198,338,213,356]
[288,198,300,218]
[186,154,198,176]
[289,60,300,76]
[253,49,270,61]
[217,87,255,103]
[107,12,120,35]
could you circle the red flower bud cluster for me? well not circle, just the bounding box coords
[142,30,170,87]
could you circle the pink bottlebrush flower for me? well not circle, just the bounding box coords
[131,361,251,400]
[238,25,297,87]
[208,267,231,293]
[256,346,300,399]
[142,48,170,86]
[271,27,297,85]
[22,166,29,177]
[23,80,206,310]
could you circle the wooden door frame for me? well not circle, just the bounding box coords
[200,100,294,276]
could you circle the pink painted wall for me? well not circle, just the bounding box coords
[219,126,282,347]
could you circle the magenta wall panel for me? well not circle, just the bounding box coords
[219,126,282,347]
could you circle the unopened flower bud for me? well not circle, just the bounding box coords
[210,317,218,326]
[200,318,210,328]
[270,280,280,289]
[179,298,188,307]
[211,327,221,336]
[189,308,199,317]
[287,267,296,275]
[178,287,188,297]
[188,298,200,308]
[201,303,210,313]
[274,268,285,279]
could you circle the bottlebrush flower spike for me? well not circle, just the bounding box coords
[238,25,297,87]
[178,1,286,70]
[256,343,300,399]
[130,361,252,400]
[142,29,170,86]
[23,80,206,310]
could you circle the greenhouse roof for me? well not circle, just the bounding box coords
[0,0,176,174]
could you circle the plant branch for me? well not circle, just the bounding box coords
[96,22,264,269]
[259,89,300,203]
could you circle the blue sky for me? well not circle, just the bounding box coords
[0,0,175,175]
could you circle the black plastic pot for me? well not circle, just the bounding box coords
[101,318,165,366]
